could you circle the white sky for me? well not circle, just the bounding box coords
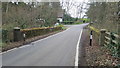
[60,0,89,18]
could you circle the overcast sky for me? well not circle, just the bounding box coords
[60,0,89,18]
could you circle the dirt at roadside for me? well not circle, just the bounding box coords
[78,28,119,67]
[78,29,88,66]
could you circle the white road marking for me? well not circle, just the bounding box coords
[33,27,70,43]
[0,28,71,55]
[75,29,83,67]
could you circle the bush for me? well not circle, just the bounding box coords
[2,29,8,43]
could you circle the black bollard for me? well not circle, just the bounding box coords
[90,31,93,46]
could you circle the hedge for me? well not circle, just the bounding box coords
[1,26,62,44]
[21,26,62,39]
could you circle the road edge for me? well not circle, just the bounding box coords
[0,28,70,55]
[75,29,83,67]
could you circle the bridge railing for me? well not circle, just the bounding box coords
[89,26,120,58]
[104,31,120,57]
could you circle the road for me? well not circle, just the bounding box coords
[2,23,88,66]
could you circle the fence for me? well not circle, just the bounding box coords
[89,26,120,58]
[104,32,120,57]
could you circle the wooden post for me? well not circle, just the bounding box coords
[99,29,106,46]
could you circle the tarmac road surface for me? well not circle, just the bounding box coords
[2,23,88,66]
